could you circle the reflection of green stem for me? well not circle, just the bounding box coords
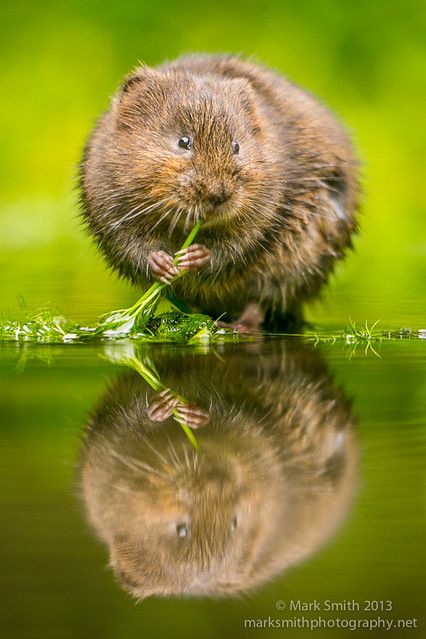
[172,411,199,450]
[98,219,203,334]
[126,357,164,392]
[106,348,199,450]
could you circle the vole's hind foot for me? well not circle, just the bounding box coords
[148,250,179,284]
[217,302,264,334]
[175,244,211,271]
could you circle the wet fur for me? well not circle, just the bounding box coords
[80,54,359,328]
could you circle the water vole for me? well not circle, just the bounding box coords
[80,54,359,329]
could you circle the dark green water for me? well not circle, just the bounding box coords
[0,337,424,639]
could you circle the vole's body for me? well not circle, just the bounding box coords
[81,55,358,328]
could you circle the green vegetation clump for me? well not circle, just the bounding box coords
[95,220,205,337]
[0,308,235,344]
[0,307,73,343]
[146,312,216,342]
[0,221,240,345]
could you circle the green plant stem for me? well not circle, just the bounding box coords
[107,350,199,449]
[172,411,199,450]
[98,219,203,332]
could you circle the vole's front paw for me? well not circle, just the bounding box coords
[175,244,211,271]
[174,403,210,429]
[148,250,179,284]
[147,389,178,422]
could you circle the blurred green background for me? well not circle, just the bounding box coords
[0,0,425,327]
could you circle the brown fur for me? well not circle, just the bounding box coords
[79,342,357,598]
[80,54,359,328]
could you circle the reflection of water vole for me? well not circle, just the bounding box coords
[80,55,359,329]
[79,343,357,598]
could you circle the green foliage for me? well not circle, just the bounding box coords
[94,219,204,336]
[146,312,217,342]
[0,307,235,345]
[0,220,238,344]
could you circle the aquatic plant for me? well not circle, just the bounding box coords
[95,219,204,336]
[0,221,238,344]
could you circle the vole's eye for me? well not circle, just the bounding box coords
[176,523,189,538]
[178,136,192,150]
[232,141,240,155]
[231,516,238,531]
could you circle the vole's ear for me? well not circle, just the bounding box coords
[119,65,157,94]
[318,430,347,485]
[109,536,171,601]
[112,564,157,602]
[226,77,262,136]
[322,172,350,223]
[113,66,166,130]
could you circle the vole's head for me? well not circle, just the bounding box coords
[81,405,357,600]
[83,65,280,237]
[107,436,274,598]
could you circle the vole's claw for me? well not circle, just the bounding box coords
[175,244,211,271]
[216,303,264,334]
[148,250,179,282]
[147,390,178,422]
[175,403,210,428]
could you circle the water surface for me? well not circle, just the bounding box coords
[0,338,424,638]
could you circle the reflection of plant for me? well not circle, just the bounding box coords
[104,343,199,450]
[276,319,426,358]
[309,319,385,358]
[342,319,382,358]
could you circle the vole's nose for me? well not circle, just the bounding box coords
[207,186,231,206]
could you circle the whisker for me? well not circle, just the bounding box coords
[168,207,184,237]
[183,208,192,233]
[149,205,175,232]
[110,202,149,229]
[166,436,182,466]
[109,449,170,479]
[141,437,170,466]
[182,443,191,469]
[111,198,170,230]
